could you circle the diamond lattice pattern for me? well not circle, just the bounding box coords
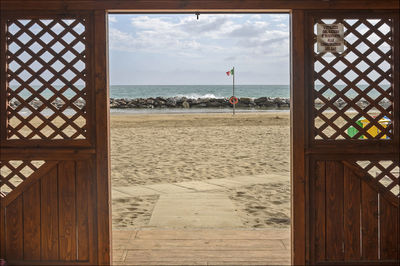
[313,18,394,140]
[0,160,45,196]
[5,18,88,140]
[356,160,399,197]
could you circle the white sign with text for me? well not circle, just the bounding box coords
[317,23,345,53]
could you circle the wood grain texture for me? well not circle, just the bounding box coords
[325,161,344,261]
[58,161,77,261]
[94,9,111,265]
[314,161,326,262]
[23,181,41,260]
[380,198,399,260]
[0,14,8,143]
[343,165,361,260]
[290,9,306,266]
[361,182,379,260]
[76,160,91,261]
[1,0,398,10]
[0,10,99,265]
[40,166,59,260]
[5,196,23,260]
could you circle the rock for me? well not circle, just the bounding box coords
[239,97,253,104]
[206,101,222,107]
[182,101,190,108]
[107,96,292,109]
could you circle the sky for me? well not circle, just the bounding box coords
[108,14,290,85]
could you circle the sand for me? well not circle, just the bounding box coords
[111,112,290,229]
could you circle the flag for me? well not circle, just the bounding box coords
[226,68,234,76]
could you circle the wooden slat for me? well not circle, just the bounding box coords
[325,161,344,260]
[40,166,59,260]
[290,9,307,266]
[3,161,58,206]
[94,9,111,266]
[380,198,399,260]
[361,182,379,260]
[311,15,396,142]
[342,161,398,207]
[1,0,399,10]
[5,196,23,260]
[23,181,41,260]
[0,15,7,143]
[58,161,77,261]
[314,161,326,262]
[1,15,92,147]
[343,165,361,260]
[76,160,90,261]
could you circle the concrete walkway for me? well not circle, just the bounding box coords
[112,174,287,199]
[113,174,288,229]
[149,192,244,228]
[112,174,290,265]
[113,229,291,265]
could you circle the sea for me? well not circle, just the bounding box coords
[10,84,388,114]
[109,85,290,99]
[109,85,290,114]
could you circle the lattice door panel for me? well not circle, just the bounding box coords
[355,160,399,197]
[3,17,90,141]
[312,17,395,140]
[0,160,45,196]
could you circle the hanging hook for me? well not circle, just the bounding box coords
[195,12,200,20]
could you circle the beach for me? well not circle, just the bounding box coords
[111,112,290,229]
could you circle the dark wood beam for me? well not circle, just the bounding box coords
[1,0,399,11]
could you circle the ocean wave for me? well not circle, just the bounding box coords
[175,93,222,99]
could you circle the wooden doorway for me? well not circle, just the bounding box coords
[0,11,110,265]
[0,2,399,266]
[305,11,399,265]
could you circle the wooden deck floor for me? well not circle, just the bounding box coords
[113,229,291,265]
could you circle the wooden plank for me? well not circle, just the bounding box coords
[343,165,361,260]
[3,161,58,206]
[380,199,399,260]
[1,139,91,148]
[41,166,59,260]
[342,161,398,207]
[307,144,398,155]
[393,12,400,153]
[0,14,8,143]
[94,9,111,265]
[5,196,23,260]
[1,0,399,10]
[0,197,3,258]
[58,161,77,261]
[361,182,379,260]
[316,261,399,266]
[325,161,344,260]
[76,160,91,261]
[23,181,41,260]
[314,161,326,262]
[290,9,306,266]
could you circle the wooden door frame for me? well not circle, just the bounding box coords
[1,1,398,265]
[101,9,308,265]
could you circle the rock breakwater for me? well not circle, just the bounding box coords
[8,97,392,110]
[110,97,290,109]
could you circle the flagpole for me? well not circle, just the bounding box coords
[233,66,235,115]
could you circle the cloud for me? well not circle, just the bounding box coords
[269,14,288,22]
[276,23,288,29]
[110,15,288,54]
[108,14,290,82]
[109,16,117,23]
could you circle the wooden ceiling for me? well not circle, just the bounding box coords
[1,0,399,11]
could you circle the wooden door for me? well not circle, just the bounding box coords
[304,11,399,265]
[0,11,111,265]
